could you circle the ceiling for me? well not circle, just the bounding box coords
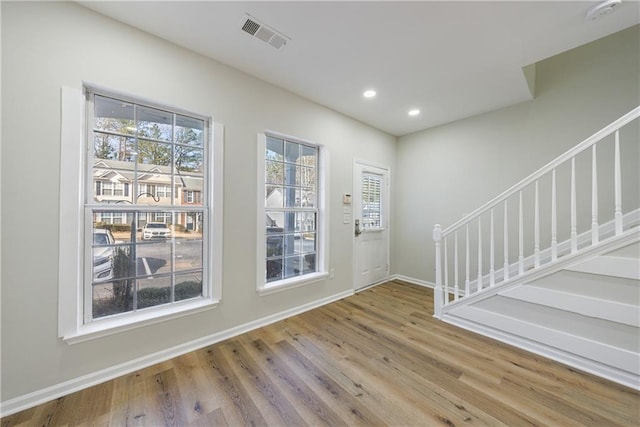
[79,1,639,137]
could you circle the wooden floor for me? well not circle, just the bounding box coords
[3,280,639,426]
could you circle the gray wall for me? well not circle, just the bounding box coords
[394,25,640,283]
[1,2,396,401]
[2,0,638,406]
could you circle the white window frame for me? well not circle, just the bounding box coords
[256,131,329,295]
[58,85,224,344]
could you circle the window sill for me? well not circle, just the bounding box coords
[63,298,219,345]
[258,272,329,296]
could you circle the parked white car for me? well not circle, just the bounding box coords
[142,222,172,240]
[93,228,115,282]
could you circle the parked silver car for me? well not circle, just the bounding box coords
[93,228,116,282]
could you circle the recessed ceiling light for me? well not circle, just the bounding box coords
[586,0,621,20]
[408,109,420,116]
[363,90,376,98]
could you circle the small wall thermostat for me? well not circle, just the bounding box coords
[343,194,352,204]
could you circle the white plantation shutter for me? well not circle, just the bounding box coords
[362,172,382,228]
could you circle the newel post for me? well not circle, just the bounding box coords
[433,224,443,318]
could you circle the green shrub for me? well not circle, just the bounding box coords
[137,280,203,309]
[95,223,132,233]
[91,244,201,316]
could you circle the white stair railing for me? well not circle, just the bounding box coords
[433,106,640,318]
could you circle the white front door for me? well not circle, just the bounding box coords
[354,161,389,291]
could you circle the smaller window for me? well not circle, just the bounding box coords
[257,132,328,294]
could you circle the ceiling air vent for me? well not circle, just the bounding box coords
[241,14,289,50]
[241,18,260,36]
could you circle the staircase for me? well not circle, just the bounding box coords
[432,107,640,390]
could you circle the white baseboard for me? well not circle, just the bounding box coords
[0,289,354,418]
[390,274,435,289]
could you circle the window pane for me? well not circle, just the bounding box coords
[91,221,135,282]
[175,273,203,302]
[137,276,171,309]
[175,146,203,174]
[300,145,317,168]
[93,280,134,319]
[303,254,316,275]
[93,134,136,162]
[266,161,284,184]
[283,234,296,256]
[178,177,204,206]
[293,234,304,254]
[137,140,172,167]
[281,187,316,208]
[92,230,116,282]
[94,95,135,135]
[266,186,284,208]
[284,163,297,186]
[266,137,284,161]
[92,244,119,281]
[267,259,283,282]
[295,232,316,254]
[300,188,316,208]
[137,105,172,142]
[266,212,284,231]
[284,256,302,278]
[175,238,203,272]
[297,166,316,187]
[175,211,203,234]
[284,186,298,208]
[284,212,297,233]
[301,212,316,232]
[136,241,171,277]
[175,115,204,148]
[362,172,382,228]
[267,236,283,258]
[285,141,300,163]
[276,209,316,235]
[94,212,136,240]
[137,174,174,205]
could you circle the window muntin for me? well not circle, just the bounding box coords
[87,92,208,322]
[264,136,319,284]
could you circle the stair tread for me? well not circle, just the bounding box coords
[468,296,639,352]
[567,254,640,280]
[527,270,639,303]
[446,304,640,375]
[501,285,640,327]
[606,241,640,259]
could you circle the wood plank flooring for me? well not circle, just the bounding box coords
[3,280,639,426]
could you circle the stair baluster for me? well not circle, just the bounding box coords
[592,144,599,244]
[614,130,623,235]
[431,106,639,319]
[551,168,558,261]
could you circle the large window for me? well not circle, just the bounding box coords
[59,86,223,342]
[257,133,327,293]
